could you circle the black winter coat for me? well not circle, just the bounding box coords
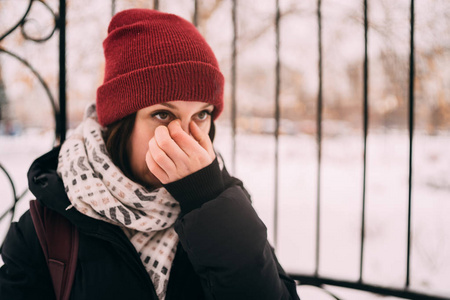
[0,148,300,300]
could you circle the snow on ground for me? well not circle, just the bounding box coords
[1,126,449,299]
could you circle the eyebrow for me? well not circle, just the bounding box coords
[159,102,214,110]
[159,103,177,109]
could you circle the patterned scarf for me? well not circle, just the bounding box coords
[57,105,180,300]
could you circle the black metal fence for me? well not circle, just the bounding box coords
[0,0,66,233]
[0,1,449,300]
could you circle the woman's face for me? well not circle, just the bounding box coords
[128,101,214,188]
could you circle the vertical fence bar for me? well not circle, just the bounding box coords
[111,0,116,17]
[58,0,67,143]
[359,0,369,283]
[154,0,159,11]
[315,0,323,277]
[231,0,238,174]
[193,0,199,27]
[0,164,18,229]
[273,0,281,249]
[406,0,415,288]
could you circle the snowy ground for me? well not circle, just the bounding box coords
[1,125,449,300]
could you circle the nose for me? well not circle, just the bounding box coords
[177,119,190,135]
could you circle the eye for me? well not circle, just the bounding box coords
[152,111,172,122]
[196,110,212,121]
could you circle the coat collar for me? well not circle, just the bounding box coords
[28,147,110,235]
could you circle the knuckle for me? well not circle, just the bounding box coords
[147,158,157,170]
[147,161,158,173]
[170,129,185,140]
[152,152,166,162]
[199,156,210,164]
[145,152,154,163]
[148,164,157,173]
[157,137,171,149]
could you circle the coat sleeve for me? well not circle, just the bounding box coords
[0,210,55,300]
[164,159,300,300]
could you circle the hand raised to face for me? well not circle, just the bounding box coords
[145,120,216,184]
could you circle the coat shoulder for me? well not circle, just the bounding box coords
[0,209,55,299]
[2,209,51,271]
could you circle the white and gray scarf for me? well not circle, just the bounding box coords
[57,105,180,300]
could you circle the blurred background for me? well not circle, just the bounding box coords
[1,0,449,299]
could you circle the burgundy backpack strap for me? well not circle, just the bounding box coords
[30,200,79,300]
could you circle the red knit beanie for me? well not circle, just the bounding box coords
[96,9,224,126]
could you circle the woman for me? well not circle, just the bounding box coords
[0,8,300,300]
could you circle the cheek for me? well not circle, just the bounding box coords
[128,126,154,168]
[197,120,211,135]
[128,134,142,171]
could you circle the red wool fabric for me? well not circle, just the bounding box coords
[96,9,224,127]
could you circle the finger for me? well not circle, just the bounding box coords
[145,150,170,184]
[190,121,215,159]
[154,125,187,163]
[168,120,206,158]
[148,138,177,176]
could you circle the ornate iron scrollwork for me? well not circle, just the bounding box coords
[0,0,61,243]
[0,0,58,42]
